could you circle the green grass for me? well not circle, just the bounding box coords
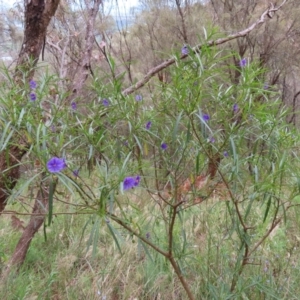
[1,185,300,300]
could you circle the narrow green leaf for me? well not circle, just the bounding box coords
[0,121,13,151]
[202,26,207,40]
[17,108,26,127]
[172,112,183,141]
[230,137,237,161]
[185,121,191,144]
[279,151,287,170]
[263,194,272,223]
[133,134,143,155]
[92,219,100,258]
[139,240,154,263]
[48,179,57,226]
[121,151,132,172]
[43,222,47,242]
[80,216,92,245]
[106,221,123,254]
[196,152,201,174]
[86,217,100,257]
[254,165,259,183]
[88,144,94,160]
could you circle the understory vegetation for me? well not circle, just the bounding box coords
[1,1,300,299]
[2,193,300,299]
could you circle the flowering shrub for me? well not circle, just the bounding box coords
[1,44,299,299]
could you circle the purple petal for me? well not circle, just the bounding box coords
[102,99,110,106]
[29,80,37,89]
[73,169,79,177]
[181,45,189,55]
[233,103,238,113]
[203,114,210,122]
[263,83,269,90]
[71,101,77,110]
[239,58,247,67]
[135,95,142,101]
[47,157,67,173]
[145,121,152,130]
[123,176,140,190]
[29,92,36,101]
[161,143,168,150]
[134,176,141,186]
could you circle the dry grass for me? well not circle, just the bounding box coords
[0,181,300,299]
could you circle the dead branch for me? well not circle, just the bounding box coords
[122,0,287,96]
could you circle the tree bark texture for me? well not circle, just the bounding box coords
[15,0,60,82]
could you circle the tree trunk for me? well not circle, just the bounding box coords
[2,180,50,277]
[0,145,28,213]
[1,0,102,274]
[0,0,60,214]
[70,0,102,97]
[15,0,60,82]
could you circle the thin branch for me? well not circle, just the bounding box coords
[2,210,94,216]
[249,217,282,257]
[168,203,181,256]
[169,256,196,300]
[107,212,168,257]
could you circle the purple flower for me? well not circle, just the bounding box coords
[29,92,36,101]
[62,158,67,168]
[233,103,238,113]
[73,169,79,177]
[181,45,189,55]
[135,95,142,101]
[146,232,150,239]
[71,101,77,110]
[202,114,210,122]
[161,143,168,150]
[29,80,37,89]
[263,83,269,90]
[209,137,215,143]
[145,121,152,130]
[223,151,229,157]
[47,157,67,173]
[134,175,141,186]
[50,125,56,132]
[239,58,247,67]
[123,176,141,191]
[102,98,109,106]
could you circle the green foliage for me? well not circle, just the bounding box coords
[1,36,300,299]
